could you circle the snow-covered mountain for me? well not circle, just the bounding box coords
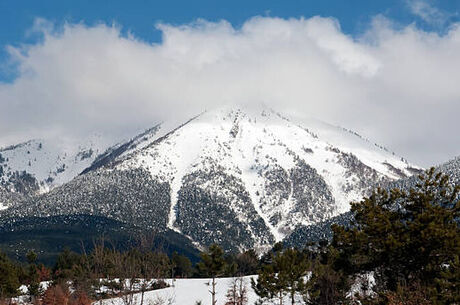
[0,136,113,206]
[283,154,460,249]
[1,105,422,251]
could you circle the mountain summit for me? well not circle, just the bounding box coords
[1,106,421,251]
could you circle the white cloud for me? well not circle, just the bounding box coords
[407,0,451,26]
[0,16,459,166]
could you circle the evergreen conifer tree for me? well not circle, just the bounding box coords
[332,168,460,303]
[197,244,226,305]
[0,251,19,301]
[26,250,42,302]
[252,248,309,305]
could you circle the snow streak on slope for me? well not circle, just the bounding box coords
[114,105,420,245]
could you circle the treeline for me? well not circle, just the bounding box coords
[0,168,458,305]
[0,234,262,304]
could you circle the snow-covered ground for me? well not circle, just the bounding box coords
[96,274,373,304]
[18,281,52,294]
[13,282,52,304]
[13,276,306,305]
[98,277,263,305]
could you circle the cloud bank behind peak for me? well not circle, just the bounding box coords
[1,16,459,166]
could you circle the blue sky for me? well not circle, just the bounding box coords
[0,0,459,82]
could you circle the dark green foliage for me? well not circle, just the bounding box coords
[197,244,227,305]
[197,244,226,278]
[252,247,310,305]
[26,250,38,264]
[332,168,460,303]
[303,249,350,305]
[53,248,86,281]
[26,250,42,300]
[0,251,20,299]
[0,215,200,265]
[435,254,460,304]
[2,168,171,230]
[233,249,259,276]
[172,251,193,278]
[283,212,353,248]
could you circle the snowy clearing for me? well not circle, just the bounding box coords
[97,276,263,305]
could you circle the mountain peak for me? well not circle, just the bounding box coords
[1,107,423,251]
[108,107,421,244]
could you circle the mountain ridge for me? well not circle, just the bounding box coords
[0,105,422,252]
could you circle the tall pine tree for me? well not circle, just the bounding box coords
[0,251,20,301]
[252,248,309,305]
[197,244,226,305]
[332,168,460,303]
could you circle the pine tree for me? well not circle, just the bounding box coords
[197,244,226,305]
[252,248,309,305]
[332,168,460,303]
[303,253,349,305]
[435,253,460,304]
[171,251,192,278]
[26,250,42,302]
[0,251,20,301]
[252,262,286,305]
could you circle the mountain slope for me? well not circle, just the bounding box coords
[0,136,112,205]
[2,106,421,251]
[0,214,200,265]
[283,154,460,249]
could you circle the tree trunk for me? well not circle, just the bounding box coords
[238,278,243,305]
[211,277,218,305]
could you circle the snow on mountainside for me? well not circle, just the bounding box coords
[283,154,460,249]
[438,155,460,184]
[1,105,422,252]
[0,136,113,206]
[126,107,419,241]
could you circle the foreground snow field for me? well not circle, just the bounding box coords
[98,276,261,305]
